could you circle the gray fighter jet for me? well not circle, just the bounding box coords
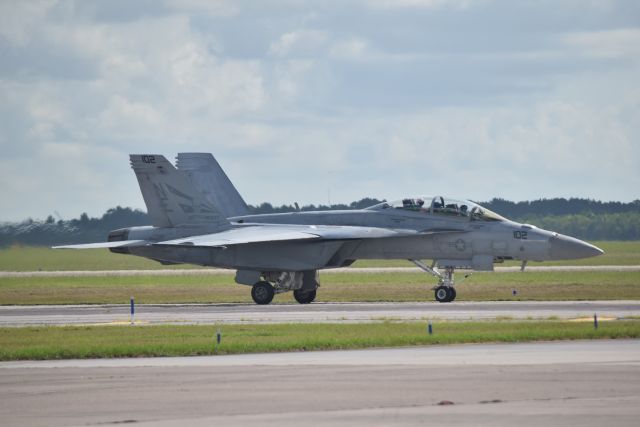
[55,153,603,305]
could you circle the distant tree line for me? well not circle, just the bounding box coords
[481,198,640,218]
[1,198,639,247]
[0,206,149,247]
[480,198,640,241]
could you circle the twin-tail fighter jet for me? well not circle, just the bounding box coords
[55,153,603,305]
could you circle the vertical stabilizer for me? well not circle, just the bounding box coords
[130,154,231,230]
[176,153,249,218]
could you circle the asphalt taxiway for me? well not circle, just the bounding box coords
[1,300,639,326]
[1,340,639,426]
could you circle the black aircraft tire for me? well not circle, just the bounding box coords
[448,287,457,302]
[251,281,275,305]
[435,286,450,303]
[293,289,316,304]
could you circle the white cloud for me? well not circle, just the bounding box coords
[273,59,316,99]
[268,29,329,58]
[97,95,162,131]
[329,38,371,61]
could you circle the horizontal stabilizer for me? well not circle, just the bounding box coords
[52,240,146,250]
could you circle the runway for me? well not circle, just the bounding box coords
[1,340,639,426]
[1,300,639,326]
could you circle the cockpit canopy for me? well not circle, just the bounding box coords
[366,196,506,222]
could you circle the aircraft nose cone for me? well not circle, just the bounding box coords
[549,234,604,260]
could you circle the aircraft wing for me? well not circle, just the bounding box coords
[54,225,467,250]
[52,240,147,249]
[154,224,465,248]
[155,226,321,247]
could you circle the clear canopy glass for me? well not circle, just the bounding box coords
[366,196,506,222]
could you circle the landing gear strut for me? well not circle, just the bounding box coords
[410,260,458,303]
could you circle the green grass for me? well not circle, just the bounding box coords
[1,241,639,271]
[1,271,639,305]
[323,271,640,302]
[1,320,639,361]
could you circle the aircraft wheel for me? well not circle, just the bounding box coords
[435,286,454,303]
[448,287,457,302]
[251,281,275,305]
[293,289,316,304]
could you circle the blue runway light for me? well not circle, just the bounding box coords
[215,328,222,354]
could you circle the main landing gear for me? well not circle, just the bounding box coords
[251,281,275,305]
[250,282,318,305]
[410,260,459,303]
[248,271,319,305]
[293,289,317,304]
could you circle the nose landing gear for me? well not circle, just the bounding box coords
[433,266,457,302]
[410,260,458,303]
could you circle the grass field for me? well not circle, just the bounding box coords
[1,320,639,361]
[1,241,639,271]
[1,271,639,304]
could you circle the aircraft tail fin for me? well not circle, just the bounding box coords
[176,153,249,218]
[130,154,231,230]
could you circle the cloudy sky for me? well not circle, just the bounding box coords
[1,0,639,221]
